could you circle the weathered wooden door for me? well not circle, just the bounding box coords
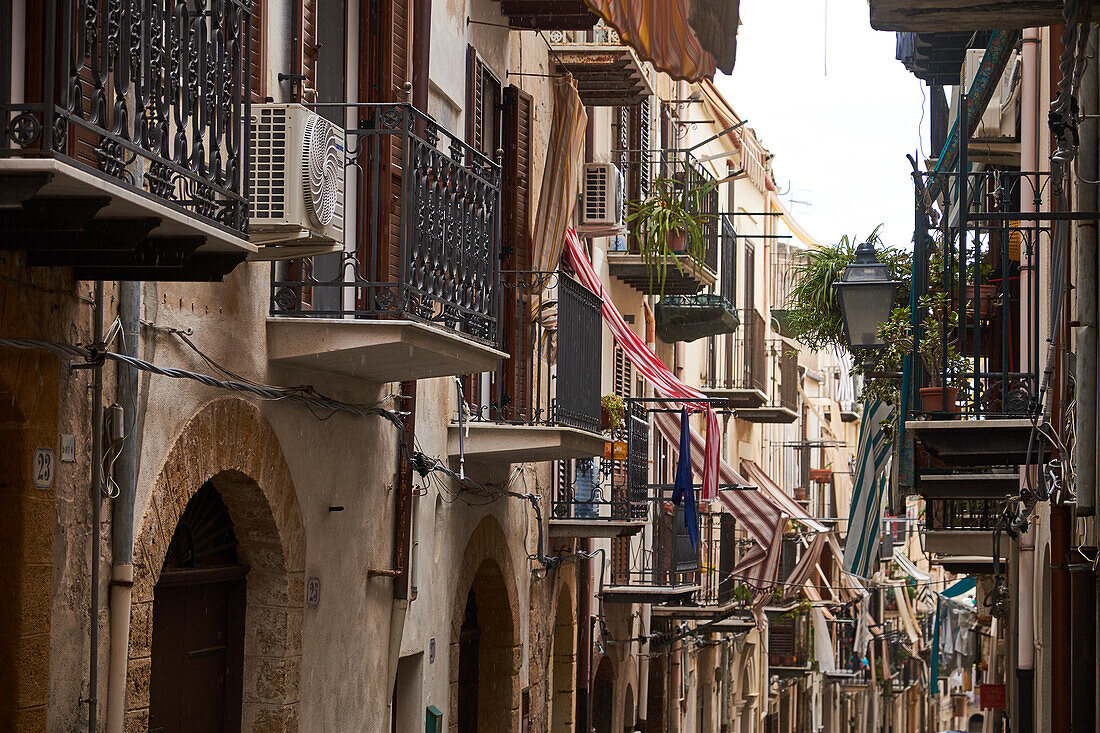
[149,571,247,733]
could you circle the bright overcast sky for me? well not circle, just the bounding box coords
[713,0,928,249]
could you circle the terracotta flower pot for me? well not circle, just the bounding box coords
[670,229,688,253]
[809,468,833,483]
[919,386,960,414]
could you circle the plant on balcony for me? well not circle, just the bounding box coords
[783,228,911,354]
[870,292,969,412]
[626,176,717,296]
[601,394,626,433]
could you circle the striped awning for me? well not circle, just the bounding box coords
[841,400,895,579]
[532,76,588,271]
[583,0,740,81]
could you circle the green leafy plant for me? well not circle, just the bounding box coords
[600,393,626,433]
[870,292,968,405]
[783,227,911,353]
[625,176,717,297]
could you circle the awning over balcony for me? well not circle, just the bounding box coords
[870,0,1071,31]
[550,42,654,107]
[497,0,598,29]
[583,0,740,80]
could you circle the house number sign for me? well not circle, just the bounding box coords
[33,447,55,490]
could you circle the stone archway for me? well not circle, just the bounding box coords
[550,583,576,733]
[592,655,615,733]
[125,398,305,732]
[449,516,522,732]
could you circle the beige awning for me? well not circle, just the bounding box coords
[532,76,588,271]
[584,0,739,81]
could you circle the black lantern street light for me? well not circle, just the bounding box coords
[834,241,899,366]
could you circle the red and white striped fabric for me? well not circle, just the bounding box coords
[564,228,720,500]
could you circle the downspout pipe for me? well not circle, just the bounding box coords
[88,281,105,733]
[106,282,141,733]
[635,302,656,731]
[1016,26,1040,733]
[1075,25,1097,516]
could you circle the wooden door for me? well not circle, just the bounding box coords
[149,569,247,733]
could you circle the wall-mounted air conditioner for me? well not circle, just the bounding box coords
[249,103,345,258]
[581,162,624,227]
[963,49,1019,140]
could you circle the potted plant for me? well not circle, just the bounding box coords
[600,394,625,433]
[877,292,968,414]
[782,229,911,405]
[625,176,717,296]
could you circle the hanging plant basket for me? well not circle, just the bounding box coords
[770,308,797,338]
[655,294,740,343]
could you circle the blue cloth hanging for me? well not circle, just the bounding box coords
[672,407,698,552]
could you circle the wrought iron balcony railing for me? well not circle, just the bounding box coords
[703,308,767,395]
[909,164,1045,418]
[465,270,602,432]
[270,103,500,345]
[0,0,251,234]
[927,498,1001,531]
[552,402,648,521]
[614,149,721,274]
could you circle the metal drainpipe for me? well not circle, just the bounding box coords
[1016,26,1040,733]
[576,107,596,733]
[1052,505,1072,730]
[386,378,417,726]
[1076,25,1097,517]
[635,302,656,731]
[88,281,105,733]
[105,282,140,733]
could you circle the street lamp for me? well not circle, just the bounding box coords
[834,241,899,352]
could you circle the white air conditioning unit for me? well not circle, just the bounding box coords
[963,49,1019,140]
[248,103,345,258]
[581,162,624,227]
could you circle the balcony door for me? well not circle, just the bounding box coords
[309,0,349,313]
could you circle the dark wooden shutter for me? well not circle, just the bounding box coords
[250,0,265,102]
[634,98,651,198]
[502,85,534,271]
[357,0,411,288]
[300,0,319,100]
[466,46,486,153]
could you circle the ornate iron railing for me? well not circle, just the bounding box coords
[614,148,720,273]
[0,0,251,233]
[270,103,500,344]
[720,215,737,305]
[466,270,601,431]
[910,161,1045,417]
[927,498,1001,531]
[552,401,648,520]
[703,307,766,392]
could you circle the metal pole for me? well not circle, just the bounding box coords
[1052,505,1072,731]
[1076,26,1098,516]
[106,281,140,733]
[1016,27,1041,733]
[88,281,104,733]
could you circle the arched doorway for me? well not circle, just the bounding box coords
[455,558,518,732]
[149,481,247,731]
[646,656,665,732]
[592,655,615,733]
[550,585,576,732]
[126,398,305,731]
[622,684,634,731]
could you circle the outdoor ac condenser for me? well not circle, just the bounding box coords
[248,103,345,258]
[962,49,1019,141]
[581,162,624,227]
